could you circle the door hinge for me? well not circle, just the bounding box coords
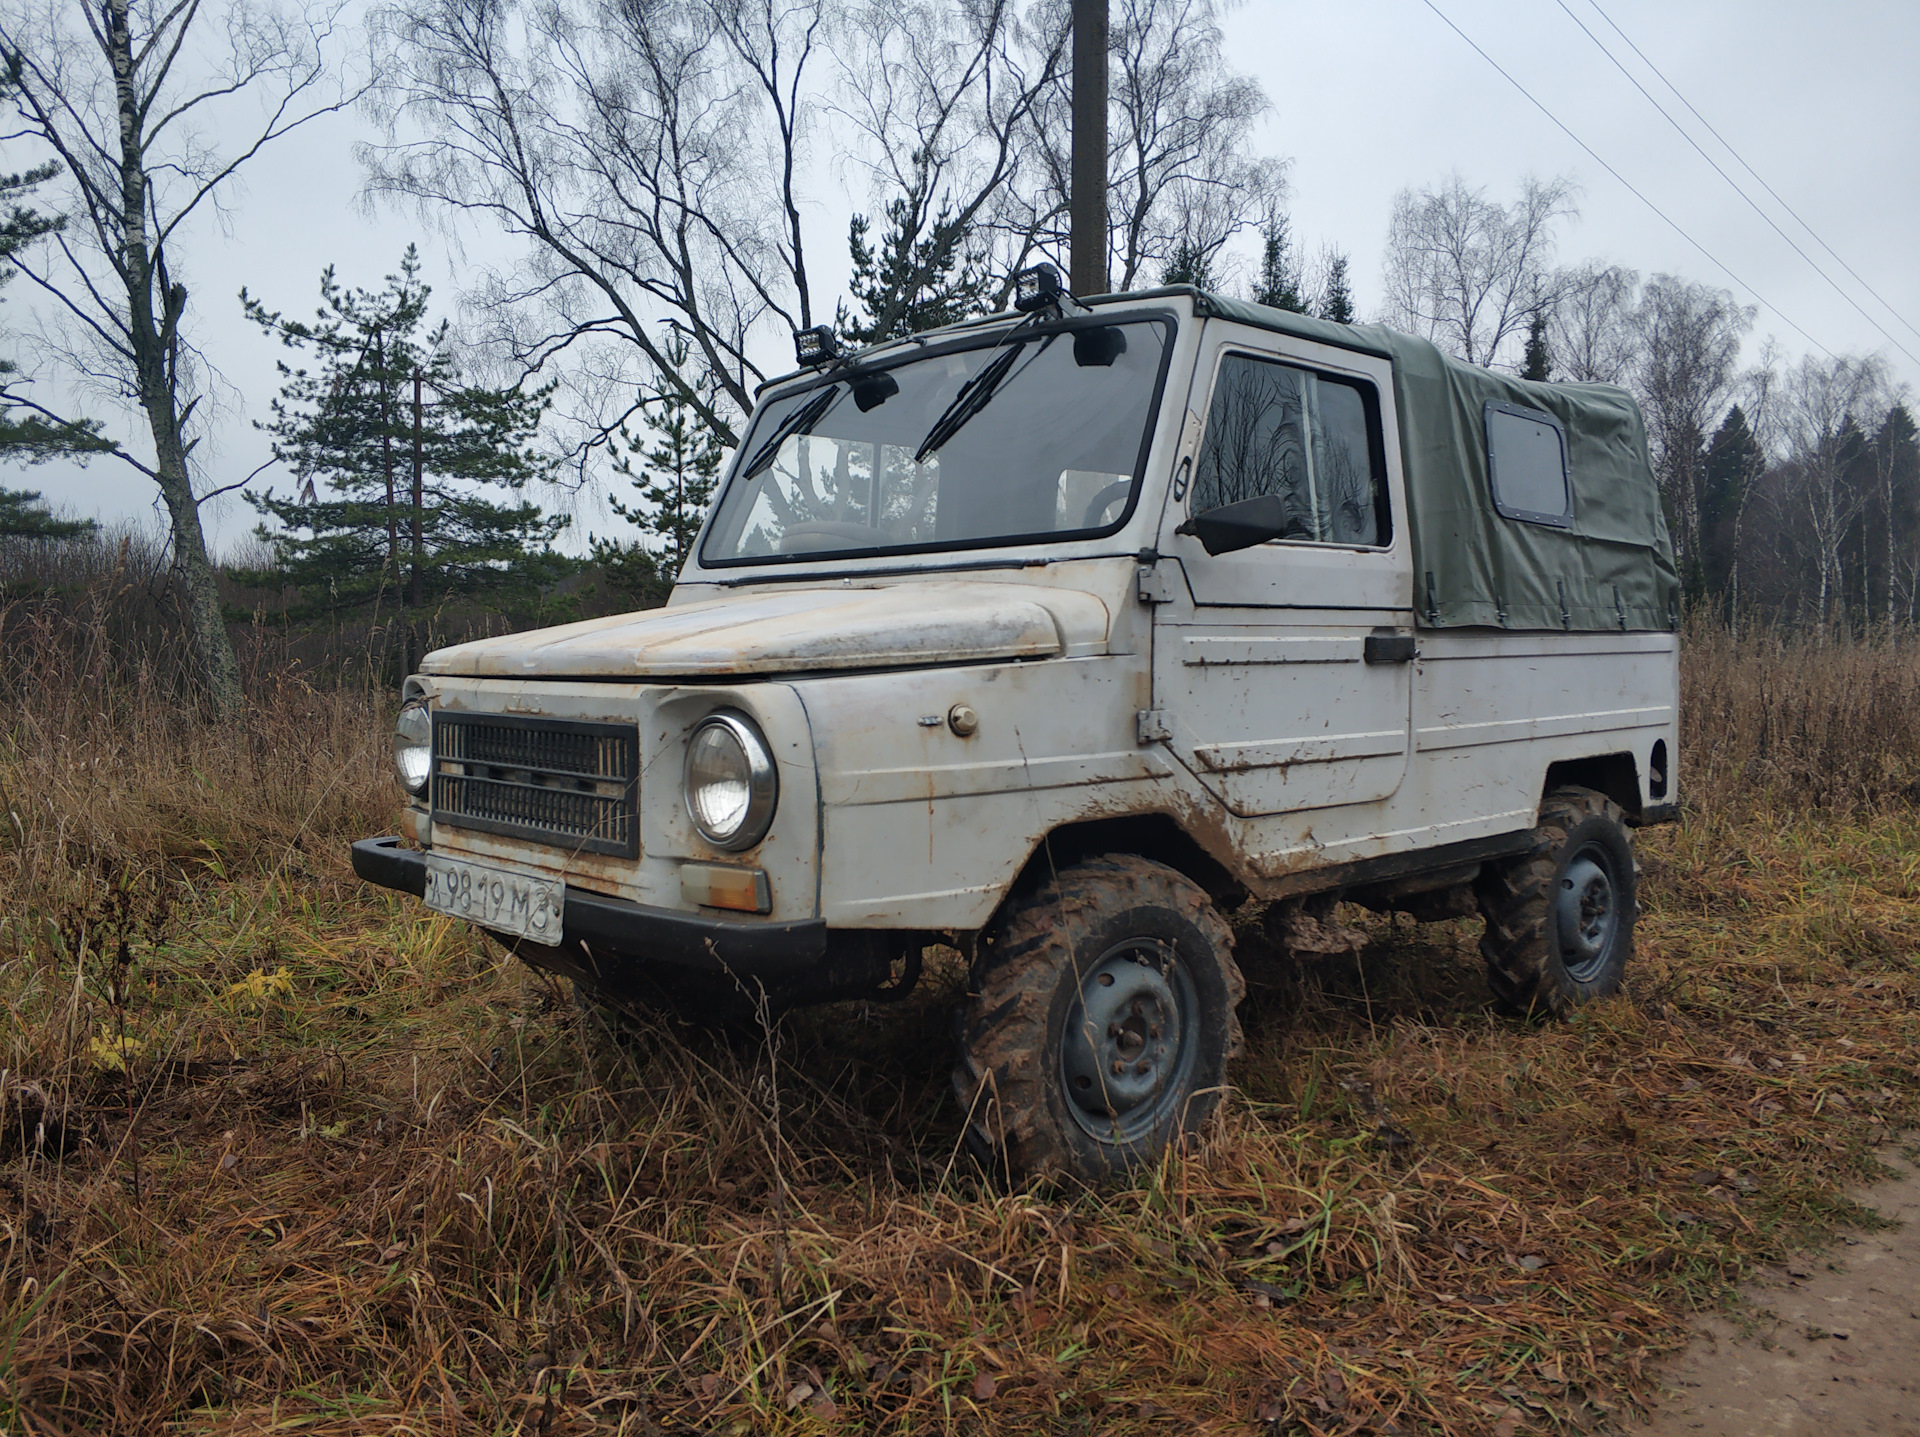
[1136,709,1172,744]
[1136,563,1174,604]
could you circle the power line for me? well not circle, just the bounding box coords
[1416,0,1837,361]
[1554,0,1920,369]
[1586,0,1920,349]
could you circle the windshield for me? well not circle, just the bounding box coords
[699,316,1172,566]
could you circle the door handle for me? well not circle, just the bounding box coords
[1364,633,1417,665]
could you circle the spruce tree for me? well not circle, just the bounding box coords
[1700,405,1762,597]
[837,196,991,345]
[1318,253,1356,324]
[592,331,728,606]
[1161,240,1214,289]
[1252,214,1307,313]
[240,247,564,614]
[1520,311,1552,381]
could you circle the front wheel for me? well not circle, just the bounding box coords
[1477,786,1639,1015]
[952,855,1245,1185]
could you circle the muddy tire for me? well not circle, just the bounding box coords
[1477,786,1639,1016]
[952,854,1245,1186]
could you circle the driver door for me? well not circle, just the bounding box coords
[1153,323,1415,819]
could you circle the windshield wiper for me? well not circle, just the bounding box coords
[740,384,842,481]
[913,339,1040,463]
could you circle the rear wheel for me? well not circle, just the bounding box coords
[1477,786,1638,1015]
[952,854,1244,1185]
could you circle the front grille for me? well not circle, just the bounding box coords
[431,713,639,857]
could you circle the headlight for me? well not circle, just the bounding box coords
[393,699,432,795]
[684,710,777,850]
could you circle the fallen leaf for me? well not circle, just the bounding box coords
[971,1373,996,1400]
[1490,1406,1522,1437]
[784,1382,813,1409]
[809,1393,839,1418]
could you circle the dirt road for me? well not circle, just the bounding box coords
[1638,1149,1920,1437]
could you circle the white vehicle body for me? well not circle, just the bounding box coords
[355,289,1678,1010]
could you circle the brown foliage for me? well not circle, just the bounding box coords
[2,582,1918,1434]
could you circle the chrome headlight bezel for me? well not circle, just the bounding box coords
[683,710,778,851]
[393,698,432,796]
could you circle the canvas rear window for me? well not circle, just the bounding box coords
[1485,401,1571,527]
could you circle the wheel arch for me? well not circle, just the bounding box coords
[990,814,1248,934]
[1542,753,1642,821]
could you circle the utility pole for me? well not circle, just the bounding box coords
[1069,0,1108,299]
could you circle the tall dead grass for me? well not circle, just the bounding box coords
[2,579,1918,1435]
[1681,615,1920,812]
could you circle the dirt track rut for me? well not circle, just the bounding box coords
[1638,1148,1920,1436]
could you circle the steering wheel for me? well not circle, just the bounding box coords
[1080,480,1133,530]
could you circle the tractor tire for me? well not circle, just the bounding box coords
[952,854,1245,1186]
[1477,786,1639,1016]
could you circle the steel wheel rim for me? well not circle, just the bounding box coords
[1555,846,1619,983]
[1060,938,1199,1145]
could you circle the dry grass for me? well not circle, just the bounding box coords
[3,605,1919,1436]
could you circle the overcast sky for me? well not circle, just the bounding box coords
[13,0,1919,552]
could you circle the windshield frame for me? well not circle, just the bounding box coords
[693,307,1179,571]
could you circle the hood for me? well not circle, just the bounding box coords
[419,581,1113,679]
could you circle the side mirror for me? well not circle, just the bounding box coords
[1177,493,1301,555]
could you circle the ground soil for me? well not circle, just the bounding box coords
[1637,1145,1920,1437]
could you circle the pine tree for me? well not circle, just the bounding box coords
[837,195,991,346]
[0,57,111,464]
[1252,214,1307,313]
[240,247,565,614]
[1318,253,1356,324]
[0,487,94,538]
[1520,311,1552,381]
[592,331,728,607]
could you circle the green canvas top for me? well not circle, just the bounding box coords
[1186,291,1679,632]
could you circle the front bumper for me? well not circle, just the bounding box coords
[349,836,829,979]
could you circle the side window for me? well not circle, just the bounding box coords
[1191,353,1386,546]
[1485,401,1571,526]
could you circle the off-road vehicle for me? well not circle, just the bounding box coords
[354,274,1679,1184]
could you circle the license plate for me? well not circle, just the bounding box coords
[423,853,565,944]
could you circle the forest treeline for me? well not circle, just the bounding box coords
[0,0,1910,712]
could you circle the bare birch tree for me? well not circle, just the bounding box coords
[1380,173,1577,369]
[1774,353,1890,624]
[0,0,359,712]
[831,0,1064,325]
[1630,274,1752,594]
[365,0,828,456]
[1549,260,1639,384]
[997,0,1283,292]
